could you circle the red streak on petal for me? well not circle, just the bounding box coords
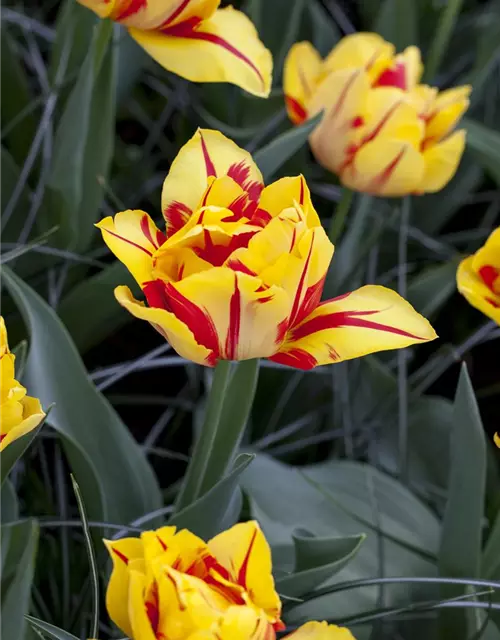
[161,0,191,27]
[156,535,167,551]
[156,229,167,246]
[486,297,500,308]
[273,620,286,632]
[200,179,215,207]
[256,294,274,304]
[367,145,406,191]
[164,200,192,238]
[351,115,364,128]
[140,214,160,250]
[226,259,257,277]
[112,547,129,564]
[145,583,160,634]
[269,348,317,370]
[237,527,257,588]
[374,62,407,90]
[162,20,264,87]
[290,227,297,252]
[194,230,256,266]
[299,175,305,205]
[289,235,314,327]
[144,280,171,311]
[251,208,272,227]
[115,0,147,21]
[285,95,307,125]
[276,318,289,345]
[363,100,402,145]
[225,274,242,360]
[199,130,217,178]
[291,307,427,342]
[479,265,499,293]
[227,161,263,201]
[294,275,326,326]
[331,70,360,120]
[102,228,153,256]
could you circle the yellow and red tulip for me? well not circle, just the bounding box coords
[0,316,45,451]
[104,520,355,639]
[284,33,470,196]
[97,128,437,370]
[78,0,272,97]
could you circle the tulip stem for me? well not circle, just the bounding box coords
[175,360,233,512]
[398,197,411,484]
[328,188,354,245]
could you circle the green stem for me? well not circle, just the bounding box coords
[175,360,232,512]
[397,197,410,484]
[328,187,354,245]
[424,0,465,82]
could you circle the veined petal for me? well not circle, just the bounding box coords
[283,621,356,639]
[115,285,216,365]
[375,46,422,91]
[419,130,466,193]
[217,607,275,640]
[457,255,500,325]
[323,32,395,81]
[471,227,500,272]
[209,522,282,624]
[161,129,263,234]
[271,285,437,370]
[284,42,323,124]
[258,176,320,228]
[114,0,218,29]
[129,6,272,97]
[425,85,471,142]
[96,210,165,286]
[167,268,290,361]
[128,570,158,640]
[0,397,45,452]
[104,538,144,639]
[343,138,425,196]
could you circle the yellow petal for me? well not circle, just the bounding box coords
[375,46,422,91]
[168,268,290,361]
[129,6,272,97]
[271,285,437,370]
[113,0,218,29]
[343,138,425,196]
[419,130,466,193]
[457,255,500,325]
[0,316,8,355]
[209,521,282,623]
[128,570,158,640]
[96,210,164,286]
[161,129,263,235]
[217,606,275,640]
[77,0,120,19]
[283,621,356,639]
[258,175,320,228]
[114,285,215,366]
[425,85,471,143]
[283,42,323,124]
[471,227,500,272]
[104,538,144,639]
[0,397,45,452]
[494,432,500,448]
[323,32,395,81]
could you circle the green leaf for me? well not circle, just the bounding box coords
[170,454,253,541]
[46,19,116,251]
[2,267,161,525]
[58,261,136,352]
[1,520,39,640]
[276,531,365,598]
[373,0,418,51]
[483,507,500,579]
[423,0,465,81]
[254,113,322,181]
[463,118,500,186]
[1,419,46,487]
[1,480,19,525]
[438,364,486,639]
[25,617,79,640]
[407,259,460,318]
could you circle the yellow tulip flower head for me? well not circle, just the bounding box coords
[97,129,437,369]
[0,317,45,451]
[284,33,471,196]
[78,0,272,97]
[104,521,357,639]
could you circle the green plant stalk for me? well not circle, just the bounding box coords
[175,360,233,512]
[424,0,465,81]
[398,197,410,483]
[199,358,260,495]
[328,187,354,245]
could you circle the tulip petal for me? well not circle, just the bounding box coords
[323,32,395,81]
[208,521,282,623]
[167,268,290,361]
[271,285,437,370]
[284,42,323,124]
[284,621,356,639]
[258,175,320,228]
[419,130,466,193]
[471,227,500,273]
[96,211,165,286]
[425,85,471,143]
[115,0,218,29]
[457,255,500,325]
[0,397,45,452]
[129,7,272,97]
[115,285,215,365]
[104,538,144,639]
[78,0,120,19]
[161,129,263,235]
[343,138,425,196]
[128,569,158,640]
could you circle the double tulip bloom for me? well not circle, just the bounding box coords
[284,33,470,196]
[78,0,272,97]
[97,129,436,369]
[105,520,355,639]
[0,317,45,451]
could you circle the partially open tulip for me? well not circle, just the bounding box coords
[284,33,470,196]
[457,227,500,325]
[0,317,45,451]
[97,128,436,370]
[104,521,355,640]
[78,0,272,97]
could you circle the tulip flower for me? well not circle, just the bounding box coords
[97,128,436,370]
[104,520,355,639]
[78,0,272,97]
[457,227,500,325]
[0,317,45,451]
[284,33,470,196]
